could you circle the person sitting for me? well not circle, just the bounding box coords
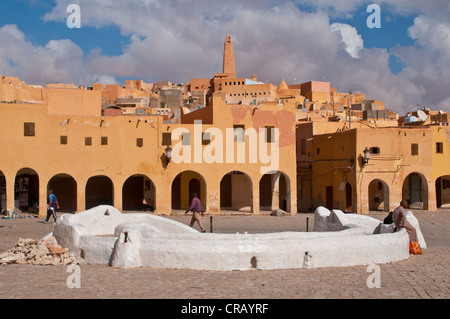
[392,200,421,255]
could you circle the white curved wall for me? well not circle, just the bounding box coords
[52,205,425,270]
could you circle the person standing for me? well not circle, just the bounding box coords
[45,189,59,223]
[185,193,206,232]
[392,200,421,254]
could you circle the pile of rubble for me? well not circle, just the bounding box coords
[0,236,85,266]
[1,208,38,219]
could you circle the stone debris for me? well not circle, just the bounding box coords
[270,209,287,216]
[1,208,38,219]
[0,236,85,266]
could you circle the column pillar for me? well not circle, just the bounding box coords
[77,178,86,213]
[114,179,123,212]
[6,173,15,213]
[271,171,281,211]
[38,175,48,218]
[252,178,260,215]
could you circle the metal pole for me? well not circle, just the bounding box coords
[210,216,213,233]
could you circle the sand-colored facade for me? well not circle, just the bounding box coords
[307,126,450,214]
[0,84,297,216]
[2,34,448,217]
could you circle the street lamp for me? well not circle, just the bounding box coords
[362,147,370,167]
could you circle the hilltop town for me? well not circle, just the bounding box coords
[0,35,449,216]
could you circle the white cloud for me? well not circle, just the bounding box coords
[0,24,117,86]
[1,0,449,114]
[330,23,364,58]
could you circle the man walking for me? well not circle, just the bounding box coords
[185,193,206,232]
[45,189,59,223]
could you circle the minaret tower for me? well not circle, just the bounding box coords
[223,35,237,79]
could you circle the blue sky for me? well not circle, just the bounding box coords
[0,1,129,55]
[0,1,449,113]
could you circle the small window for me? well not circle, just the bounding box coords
[233,125,245,142]
[316,148,320,155]
[411,143,419,156]
[436,142,444,154]
[181,132,191,146]
[202,132,211,145]
[136,138,143,148]
[24,122,35,137]
[378,181,383,190]
[60,136,68,145]
[370,147,380,154]
[265,126,275,143]
[85,137,92,146]
[162,132,171,146]
[101,136,108,145]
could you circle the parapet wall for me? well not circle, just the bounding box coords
[52,205,426,270]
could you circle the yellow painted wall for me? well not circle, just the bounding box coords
[47,88,102,116]
[310,126,446,214]
[0,88,297,216]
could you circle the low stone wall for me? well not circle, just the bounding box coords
[52,205,426,270]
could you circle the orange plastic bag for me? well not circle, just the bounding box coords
[409,242,422,255]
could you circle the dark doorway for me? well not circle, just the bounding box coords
[345,183,352,212]
[85,176,113,209]
[189,178,201,206]
[15,168,39,211]
[220,174,232,208]
[122,175,155,211]
[326,186,333,210]
[171,175,181,210]
[47,174,77,212]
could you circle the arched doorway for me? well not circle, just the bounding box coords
[368,179,389,212]
[122,174,155,211]
[259,171,291,213]
[402,173,428,210]
[436,176,450,208]
[345,182,352,212]
[171,171,206,212]
[85,175,114,209]
[220,171,252,213]
[0,171,6,211]
[189,178,200,207]
[259,174,272,211]
[47,174,77,212]
[15,168,39,212]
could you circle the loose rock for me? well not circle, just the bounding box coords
[0,236,85,266]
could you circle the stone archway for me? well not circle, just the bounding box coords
[259,171,291,213]
[122,174,156,211]
[220,171,253,213]
[368,179,390,212]
[436,175,450,208]
[402,172,428,210]
[15,168,39,212]
[85,175,114,210]
[171,171,206,212]
[47,174,77,212]
[0,171,6,211]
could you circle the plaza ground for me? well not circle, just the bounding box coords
[0,209,449,299]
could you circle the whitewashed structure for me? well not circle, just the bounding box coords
[52,205,426,270]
